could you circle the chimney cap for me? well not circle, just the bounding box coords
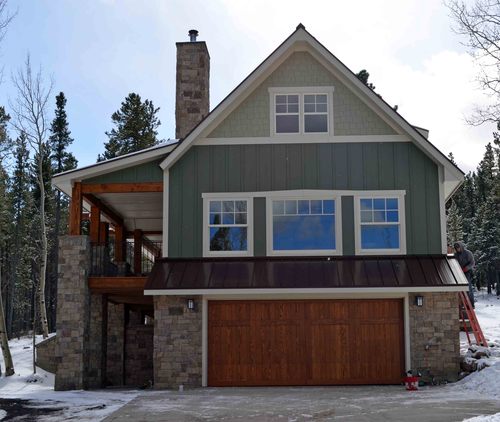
[188,29,199,42]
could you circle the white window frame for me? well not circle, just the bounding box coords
[203,196,254,257]
[266,194,342,256]
[353,192,406,255]
[269,87,334,138]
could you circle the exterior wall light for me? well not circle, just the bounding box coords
[187,299,195,311]
[415,295,424,307]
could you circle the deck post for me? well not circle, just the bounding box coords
[133,229,142,275]
[115,225,124,262]
[90,205,100,243]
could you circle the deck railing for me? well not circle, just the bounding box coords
[90,240,162,277]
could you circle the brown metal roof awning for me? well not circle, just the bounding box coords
[144,255,469,292]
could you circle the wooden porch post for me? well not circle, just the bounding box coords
[69,182,82,235]
[90,205,101,243]
[115,225,124,262]
[133,229,142,275]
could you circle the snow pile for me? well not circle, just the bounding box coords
[0,335,138,421]
[463,412,500,422]
[453,292,500,400]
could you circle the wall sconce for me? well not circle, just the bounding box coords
[415,295,424,307]
[187,299,195,311]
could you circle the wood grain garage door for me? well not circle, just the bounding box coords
[208,299,404,386]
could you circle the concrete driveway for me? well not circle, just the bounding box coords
[102,385,500,422]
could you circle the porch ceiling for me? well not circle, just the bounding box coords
[86,191,163,232]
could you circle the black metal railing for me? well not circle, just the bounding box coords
[90,240,162,277]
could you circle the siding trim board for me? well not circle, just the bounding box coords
[196,135,410,145]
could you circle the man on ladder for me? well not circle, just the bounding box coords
[454,241,475,307]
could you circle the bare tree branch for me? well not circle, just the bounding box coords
[447,0,500,124]
[9,54,52,339]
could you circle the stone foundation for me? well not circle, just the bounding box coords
[409,292,460,381]
[153,296,202,389]
[125,311,153,387]
[35,335,57,373]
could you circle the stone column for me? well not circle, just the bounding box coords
[409,292,460,382]
[153,296,202,389]
[54,235,91,390]
[86,293,107,388]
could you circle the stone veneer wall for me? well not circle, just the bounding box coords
[35,335,57,373]
[54,236,91,390]
[106,303,125,386]
[86,294,106,388]
[409,292,460,381]
[153,296,202,389]
[125,314,154,387]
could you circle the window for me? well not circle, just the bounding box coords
[269,87,334,136]
[355,195,406,254]
[204,199,253,256]
[304,94,328,133]
[275,94,299,133]
[268,197,340,255]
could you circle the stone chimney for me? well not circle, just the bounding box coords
[175,29,210,139]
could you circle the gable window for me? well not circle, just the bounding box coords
[275,94,299,133]
[268,197,341,255]
[269,87,334,137]
[355,194,406,255]
[204,198,253,256]
[304,94,328,133]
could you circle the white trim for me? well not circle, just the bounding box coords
[438,165,447,254]
[202,296,208,387]
[144,285,468,296]
[404,294,411,371]
[202,189,407,199]
[52,142,178,196]
[162,170,169,257]
[265,195,342,256]
[194,135,410,146]
[353,193,407,255]
[159,27,463,195]
[202,197,254,257]
[268,87,335,138]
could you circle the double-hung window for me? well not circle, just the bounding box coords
[355,194,406,255]
[270,87,334,136]
[268,197,340,255]
[204,198,253,256]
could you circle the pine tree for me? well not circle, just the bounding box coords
[99,93,161,161]
[446,200,464,246]
[47,92,77,331]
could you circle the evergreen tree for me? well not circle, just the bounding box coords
[47,92,77,330]
[446,200,464,246]
[99,93,161,161]
[356,69,376,90]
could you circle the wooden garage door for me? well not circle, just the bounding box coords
[208,299,404,386]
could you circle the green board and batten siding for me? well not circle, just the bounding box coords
[208,52,396,138]
[83,159,164,184]
[168,143,441,257]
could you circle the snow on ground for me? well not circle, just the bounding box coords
[0,335,138,421]
[452,292,500,422]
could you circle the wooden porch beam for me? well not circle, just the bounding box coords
[133,229,143,275]
[115,225,124,262]
[82,193,124,227]
[81,182,163,194]
[88,276,147,293]
[99,222,110,244]
[69,182,82,235]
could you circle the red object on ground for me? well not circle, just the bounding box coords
[404,376,419,391]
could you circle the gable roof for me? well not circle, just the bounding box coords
[159,24,464,200]
[52,141,178,196]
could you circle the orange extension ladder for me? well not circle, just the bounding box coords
[459,291,487,347]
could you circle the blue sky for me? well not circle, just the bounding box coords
[0,0,495,171]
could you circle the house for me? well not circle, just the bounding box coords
[52,25,468,390]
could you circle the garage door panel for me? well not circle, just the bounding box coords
[208,299,404,386]
[308,323,350,383]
